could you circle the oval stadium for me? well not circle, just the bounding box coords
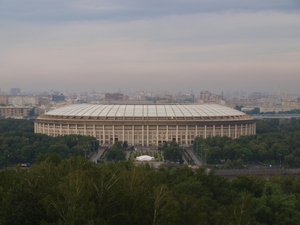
[34,104,256,146]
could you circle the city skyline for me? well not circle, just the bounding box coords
[1,0,300,94]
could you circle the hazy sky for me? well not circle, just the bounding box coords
[1,0,300,94]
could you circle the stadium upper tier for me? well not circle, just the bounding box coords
[42,104,250,121]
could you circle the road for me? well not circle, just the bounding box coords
[185,146,203,166]
[89,147,106,163]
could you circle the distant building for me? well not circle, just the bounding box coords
[199,91,222,103]
[0,95,8,105]
[52,94,66,102]
[10,88,21,95]
[0,106,29,118]
[177,94,194,103]
[249,92,262,100]
[105,93,124,101]
[199,91,211,101]
[8,96,38,106]
[38,97,50,106]
[282,92,296,101]
[282,101,300,107]
[260,106,299,113]
[241,107,256,113]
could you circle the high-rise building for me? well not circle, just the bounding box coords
[52,94,66,102]
[105,93,124,101]
[10,88,21,95]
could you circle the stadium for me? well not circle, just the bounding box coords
[34,104,256,147]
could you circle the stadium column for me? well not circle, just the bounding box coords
[122,125,125,144]
[241,124,243,136]
[213,125,215,136]
[228,125,231,137]
[84,124,86,135]
[48,123,50,136]
[93,124,96,138]
[102,126,105,144]
[166,125,168,142]
[146,125,149,146]
[235,124,237,139]
[60,124,62,136]
[204,125,207,138]
[53,125,55,137]
[221,125,223,137]
[185,125,188,145]
[43,123,45,134]
[195,125,198,137]
[75,124,78,135]
[112,125,115,144]
[142,125,144,146]
[246,124,248,135]
[68,124,70,135]
[156,125,159,146]
[176,125,178,143]
[132,125,134,146]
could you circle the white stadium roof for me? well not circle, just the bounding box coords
[43,104,248,119]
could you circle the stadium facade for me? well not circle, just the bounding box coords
[34,104,256,146]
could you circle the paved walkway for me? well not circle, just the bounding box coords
[185,146,203,166]
[125,150,131,160]
[89,147,106,163]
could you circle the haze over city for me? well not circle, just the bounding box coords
[1,0,300,94]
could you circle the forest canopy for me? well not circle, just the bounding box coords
[1,158,300,224]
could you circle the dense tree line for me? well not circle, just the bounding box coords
[162,141,184,164]
[194,118,300,167]
[1,117,300,168]
[0,119,98,168]
[1,158,300,224]
[105,141,126,161]
[0,118,33,133]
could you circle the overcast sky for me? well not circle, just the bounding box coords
[1,0,300,95]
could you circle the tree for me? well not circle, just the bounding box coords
[122,141,128,149]
[254,182,300,224]
[163,142,183,164]
[151,185,178,225]
[106,148,126,161]
[231,175,266,198]
[49,143,70,159]
[36,153,62,165]
[112,141,122,150]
